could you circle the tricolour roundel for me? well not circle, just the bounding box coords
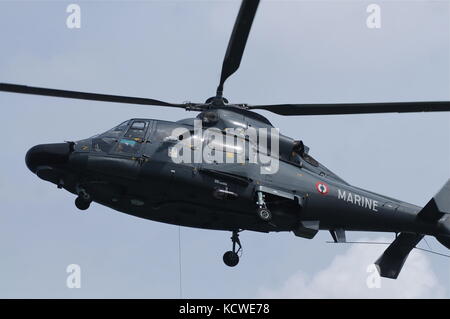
[315,182,329,195]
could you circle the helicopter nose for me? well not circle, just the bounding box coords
[25,143,72,173]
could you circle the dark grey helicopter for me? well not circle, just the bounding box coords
[1,0,450,279]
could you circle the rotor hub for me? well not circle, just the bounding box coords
[205,96,229,106]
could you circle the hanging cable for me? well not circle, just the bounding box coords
[423,237,432,251]
[326,240,450,258]
[414,247,450,258]
[178,226,183,299]
[326,241,391,245]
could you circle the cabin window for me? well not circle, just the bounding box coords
[153,122,187,143]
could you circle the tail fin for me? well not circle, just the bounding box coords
[436,235,450,249]
[417,179,450,249]
[375,179,450,279]
[375,233,423,279]
[417,179,450,222]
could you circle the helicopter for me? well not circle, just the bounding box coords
[1,0,450,280]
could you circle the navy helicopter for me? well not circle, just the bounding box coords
[1,0,450,279]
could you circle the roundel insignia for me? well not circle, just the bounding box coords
[315,182,329,195]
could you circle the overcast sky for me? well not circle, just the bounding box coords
[0,0,449,298]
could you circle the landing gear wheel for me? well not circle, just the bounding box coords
[223,251,239,267]
[223,230,243,267]
[257,207,272,221]
[75,196,91,211]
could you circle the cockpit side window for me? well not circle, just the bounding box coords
[92,137,116,153]
[153,122,184,143]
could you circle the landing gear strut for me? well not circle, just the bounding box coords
[75,189,91,211]
[223,230,242,267]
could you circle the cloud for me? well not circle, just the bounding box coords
[259,239,447,298]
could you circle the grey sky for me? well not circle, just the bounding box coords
[0,0,449,298]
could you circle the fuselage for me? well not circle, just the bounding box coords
[25,109,445,239]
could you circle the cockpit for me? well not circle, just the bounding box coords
[76,119,195,157]
[74,119,150,155]
[93,119,151,155]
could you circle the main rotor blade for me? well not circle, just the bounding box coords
[0,83,190,109]
[216,0,260,96]
[248,101,450,116]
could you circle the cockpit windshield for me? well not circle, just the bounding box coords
[100,120,130,138]
[91,120,131,153]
